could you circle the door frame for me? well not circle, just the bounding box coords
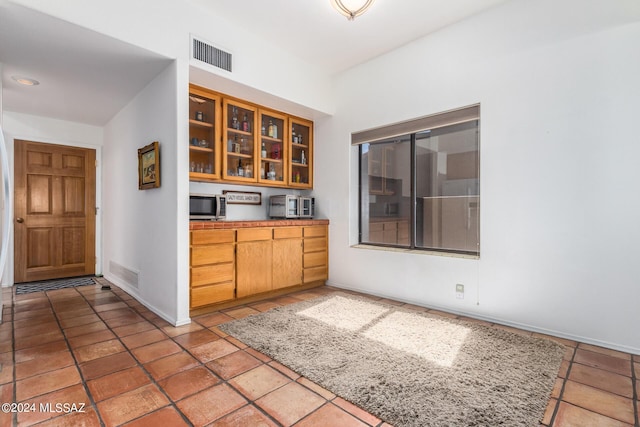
[7,137,103,286]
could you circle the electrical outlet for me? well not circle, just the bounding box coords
[456,284,464,299]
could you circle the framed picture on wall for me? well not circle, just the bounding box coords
[138,141,160,190]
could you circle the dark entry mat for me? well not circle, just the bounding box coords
[15,276,97,295]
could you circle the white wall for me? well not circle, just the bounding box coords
[102,61,188,324]
[1,111,104,286]
[316,0,640,353]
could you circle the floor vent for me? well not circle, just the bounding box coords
[192,37,232,72]
[109,261,139,288]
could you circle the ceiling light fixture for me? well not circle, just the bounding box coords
[11,76,40,86]
[330,0,375,21]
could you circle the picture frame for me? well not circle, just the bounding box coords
[223,190,261,205]
[138,141,160,190]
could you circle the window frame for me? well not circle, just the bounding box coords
[355,105,480,256]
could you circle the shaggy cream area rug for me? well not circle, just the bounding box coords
[220,293,565,426]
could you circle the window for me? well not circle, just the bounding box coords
[356,105,480,255]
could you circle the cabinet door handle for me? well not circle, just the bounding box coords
[16,217,24,223]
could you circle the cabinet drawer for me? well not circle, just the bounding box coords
[191,229,235,245]
[191,263,234,287]
[303,226,326,238]
[237,227,273,242]
[191,244,234,266]
[303,237,327,253]
[304,266,328,283]
[369,222,384,232]
[274,227,302,239]
[304,251,327,268]
[191,282,235,308]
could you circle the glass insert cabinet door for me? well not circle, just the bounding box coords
[189,89,221,180]
[223,99,258,182]
[258,109,287,186]
[289,117,313,188]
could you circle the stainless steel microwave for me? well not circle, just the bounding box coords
[189,194,226,220]
[269,195,314,219]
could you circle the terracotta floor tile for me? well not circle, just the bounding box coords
[73,339,126,363]
[558,360,570,379]
[16,384,90,426]
[271,296,302,306]
[542,398,557,426]
[14,321,59,337]
[553,401,632,427]
[16,350,75,380]
[14,330,64,350]
[67,329,116,349]
[55,307,95,320]
[210,404,278,427]
[59,313,102,328]
[162,322,205,338]
[104,313,145,328]
[551,378,563,399]
[574,349,631,377]
[14,307,53,321]
[35,407,102,427]
[578,343,632,360]
[562,380,635,424]
[296,402,369,427]
[177,383,247,426]
[13,315,56,331]
[229,364,290,400]
[333,397,382,426]
[132,339,182,363]
[244,347,272,363]
[206,350,262,380]
[144,352,200,380]
[297,377,336,401]
[16,365,81,401]
[0,383,13,427]
[256,382,325,426]
[569,363,633,398]
[225,335,248,349]
[63,321,108,338]
[190,339,239,363]
[223,306,260,319]
[14,340,69,363]
[93,301,129,312]
[121,329,168,349]
[121,406,190,427]
[193,312,234,327]
[97,307,137,320]
[269,360,301,380]
[249,301,282,312]
[112,320,156,337]
[157,366,220,401]
[87,366,151,402]
[563,347,575,361]
[80,351,138,380]
[97,383,170,426]
[173,328,220,349]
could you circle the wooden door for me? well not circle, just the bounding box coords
[236,240,272,298]
[14,140,96,283]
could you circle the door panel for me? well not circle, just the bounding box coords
[14,140,96,283]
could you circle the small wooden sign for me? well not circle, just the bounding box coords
[223,190,261,205]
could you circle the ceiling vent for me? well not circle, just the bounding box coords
[192,36,232,73]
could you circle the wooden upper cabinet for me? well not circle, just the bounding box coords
[288,117,313,188]
[189,85,221,181]
[222,98,258,183]
[188,85,314,189]
[257,109,288,186]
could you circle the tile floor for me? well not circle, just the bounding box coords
[0,280,637,426]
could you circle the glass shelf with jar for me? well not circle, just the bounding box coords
[289,117,313,188]
[189,87,221,180]
[258,109,287,185]
[223,99,257,182]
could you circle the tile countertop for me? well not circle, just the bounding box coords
[189,219,329,230]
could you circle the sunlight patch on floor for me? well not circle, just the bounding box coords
[297,295,389,332]
[362,311,470,367]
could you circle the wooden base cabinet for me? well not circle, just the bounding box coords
[190,224,327,311]
[190,230,235,308]
[303,225,328,283]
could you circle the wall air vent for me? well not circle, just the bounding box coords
[192,37,232,72]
